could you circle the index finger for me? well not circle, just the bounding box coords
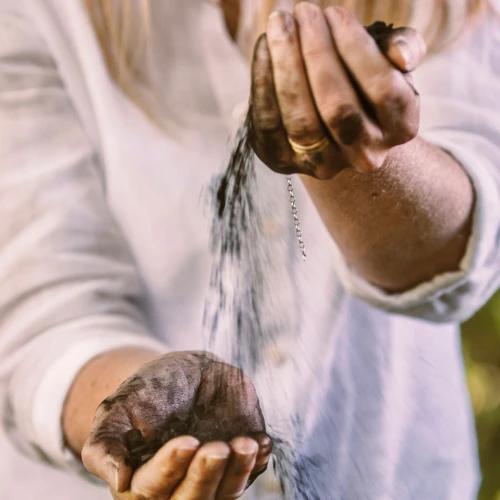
[326,7,419,140]
[130,436,200,498]
[171,442,232,500]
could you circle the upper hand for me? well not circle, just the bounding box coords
[82,351,271,499]
[249,4,427,179]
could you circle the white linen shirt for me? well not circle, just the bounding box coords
[1,0,499,498]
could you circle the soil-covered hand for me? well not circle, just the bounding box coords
[250,4,427,179]
[82,351,271,499]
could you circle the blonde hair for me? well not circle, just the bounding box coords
[84,0,488,120]
[83,0,153,118]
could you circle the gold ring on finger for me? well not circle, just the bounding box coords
[287,136,330,155]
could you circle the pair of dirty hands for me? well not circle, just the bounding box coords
[82,4,426,499]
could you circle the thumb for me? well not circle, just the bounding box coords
[82,427,133,493]
[383,27,427,73]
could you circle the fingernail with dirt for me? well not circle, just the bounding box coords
[267,11,293,38]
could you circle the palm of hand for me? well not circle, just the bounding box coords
[82,352,269,499]
[86,352,265,463]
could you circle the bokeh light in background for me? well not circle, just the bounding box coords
[462,291,500,499]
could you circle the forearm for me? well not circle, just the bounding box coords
[300,137,475,292]
[62,347,162,455]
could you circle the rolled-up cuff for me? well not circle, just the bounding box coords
[333,130,500,323]
[6,324,166,474]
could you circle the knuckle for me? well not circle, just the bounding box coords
[301,44,327,60]
[372,73,407,108]
[401,122,419,142]
[384,105,420,146]
[252,111,281,132]
[286,112,321,140]
[324,104,365,145]
[191,466,217,486]
[157,465,182,483]
[395,119,419,144]
[88,426,124,446]
[193,474,214,487]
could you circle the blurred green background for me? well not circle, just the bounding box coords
[463,291,500,500]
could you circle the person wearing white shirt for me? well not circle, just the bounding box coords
[0,0,499,499]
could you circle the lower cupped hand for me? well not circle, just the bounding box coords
[82,351,272,499]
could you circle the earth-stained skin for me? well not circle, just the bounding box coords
[250,21,405,178]
[88,352,267,470]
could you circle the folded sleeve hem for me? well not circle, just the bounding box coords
[30,333,166,470]
[332,132,500,322]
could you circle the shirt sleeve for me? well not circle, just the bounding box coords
[332,16,500,324]
[0,9,166,473]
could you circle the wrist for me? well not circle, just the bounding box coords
[62,347,161,456]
